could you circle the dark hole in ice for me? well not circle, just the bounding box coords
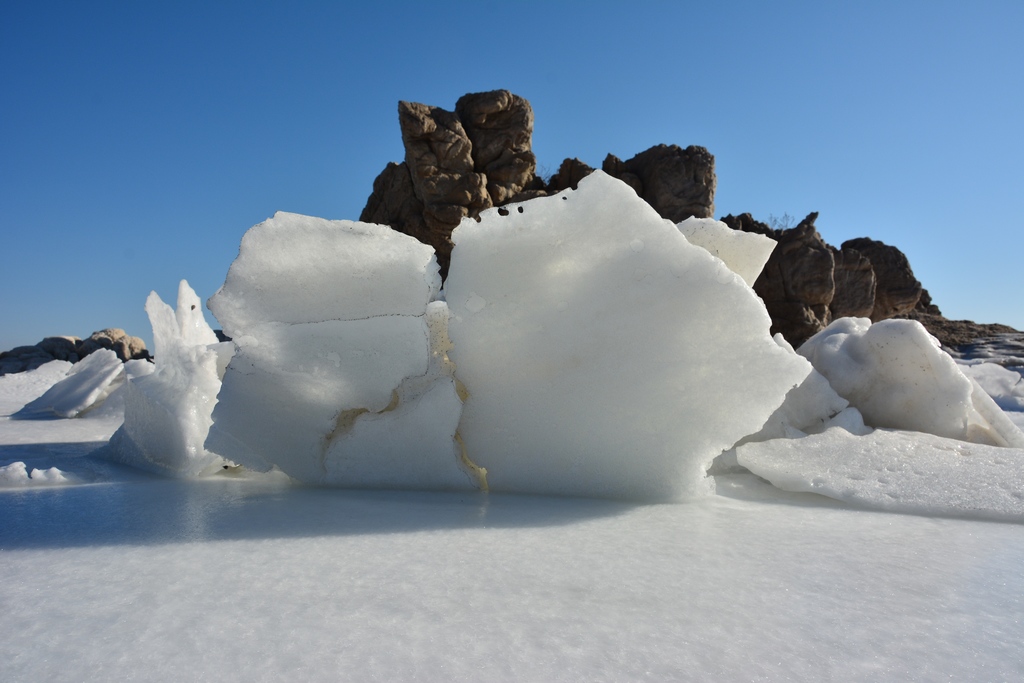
[498,207,510,216]
[562,196,568,200]
[517,206,524,214]
[191,305,196,310]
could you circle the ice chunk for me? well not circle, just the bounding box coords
[798,317,1024,447]
[14,349,124,418]
[206,213,471,489]
[445,171,811,500]
[737,427,1024,522]
[0,461,73,487]
[208,212,440,334]
[108,281,232,476]
[676,217,776,287]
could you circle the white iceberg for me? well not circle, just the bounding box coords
[206,213,474,489]
[108,281,232,476]
[444,171,811,499]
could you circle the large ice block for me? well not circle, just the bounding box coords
[206,213,474,489]
[445,171,811,500]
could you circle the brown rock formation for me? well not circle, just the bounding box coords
[455,90,539,204]
[829,245,876,319]
[362,90,542,275]
[0,329,149,376]
[77,328,149,363]
[841,237,923,321]
[602,145,716,221]
[904,311,1020,348]
[547,157,596,193]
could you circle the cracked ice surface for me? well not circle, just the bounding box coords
[206,213,473,489]
[445,171,811,500]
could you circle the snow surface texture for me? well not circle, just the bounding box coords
[738,427,1024,521]
[445,171,811,499]
[107,281,232,476]
[799,317,1024,447]
[206,213,476,490]
[675,216,776,287]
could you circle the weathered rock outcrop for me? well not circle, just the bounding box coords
[362,90,716,277]
[721,212,835,345]
[829,245,876,319]
[361,92,543,274]
[0,329,149,376]
[547,157,596,193]
[78,328,149,363]
[455,90,541,205]
[841,237,923,321]
[603,144,716,221]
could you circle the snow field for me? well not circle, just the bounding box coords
[2,479,1022,682]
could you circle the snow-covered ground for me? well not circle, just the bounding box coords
[3,346,1024,681]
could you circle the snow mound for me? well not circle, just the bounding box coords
[108,281,232,476]
[799,317,1024,447]
[676,216,776,287]
[206,213,474,490]
[445,171,811,499]
[737,427,1024,521]
[0,461,74,487]
[14,349,124,418]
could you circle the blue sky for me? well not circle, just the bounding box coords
[2,1,1022,351]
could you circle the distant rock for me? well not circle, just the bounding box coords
[903,311,1020,349]
[0,345,57,375]
[546,157,595,193]
[829,245,876,319]
[841,237,922,321]
[36,336,82,363]
[362,91,540,275]
[78,328,149,363]
[0,329,149,376]
[602,144,716,221]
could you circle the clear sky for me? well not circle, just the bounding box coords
[2,0,1022,351]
